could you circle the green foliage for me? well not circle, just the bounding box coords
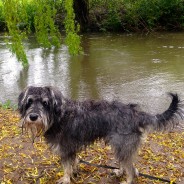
[121,0,184,31]
[126,0,184,30]
[104,1,123,31]
[64,0,81,55]
[89,0,124,31]
[89,0,184,32]
[23,1,37,32]
[2,0,81,67]
[3,0,29,66]
[157,0,184,29]
[34,0,61,48]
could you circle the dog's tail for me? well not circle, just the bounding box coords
[142,93,183,133]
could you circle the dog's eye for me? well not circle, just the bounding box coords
[43,101,48,107]
[27,98,33,105]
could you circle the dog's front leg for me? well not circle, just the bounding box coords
[56,160,73,184]
[73,157,79,175]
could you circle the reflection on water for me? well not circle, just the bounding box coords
[0,33,184,113]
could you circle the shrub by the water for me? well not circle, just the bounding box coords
[89,0,184,32]
[1,0,184,33]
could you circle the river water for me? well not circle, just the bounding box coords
[0,32,184,113]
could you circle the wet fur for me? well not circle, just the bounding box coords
[18,86,183,184]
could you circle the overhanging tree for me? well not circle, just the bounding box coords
[3,0,83,67]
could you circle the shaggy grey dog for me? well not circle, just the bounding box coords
[18,86,182,184]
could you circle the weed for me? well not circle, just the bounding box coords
[0,100,17,110]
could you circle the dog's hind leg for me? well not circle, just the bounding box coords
[120,161,139,184]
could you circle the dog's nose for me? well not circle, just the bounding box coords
[29,113,38,121]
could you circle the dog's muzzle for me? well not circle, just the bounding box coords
[21,112,45,142]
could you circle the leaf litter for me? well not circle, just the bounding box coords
[0,108,183,184]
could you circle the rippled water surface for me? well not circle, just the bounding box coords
[1,32,184,113]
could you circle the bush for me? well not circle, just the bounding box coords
[157,0,184,30]
[89,0,124,31]
[0,0,184,33]
[89,0,184,32]
[123,0,184,31]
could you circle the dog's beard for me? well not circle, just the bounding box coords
[21,113,48,143]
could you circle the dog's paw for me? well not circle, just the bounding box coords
[135,168,139,177]
[56,177,70,184]
[120,178,137,184]
[113,169,123,177]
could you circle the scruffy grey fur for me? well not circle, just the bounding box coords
[18,86,183,184]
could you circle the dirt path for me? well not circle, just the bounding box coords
[0,108,183,184]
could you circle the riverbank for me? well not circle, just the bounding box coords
[0,107,183,183]
[0,0,184,33]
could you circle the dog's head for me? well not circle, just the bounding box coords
[18,86,64,138]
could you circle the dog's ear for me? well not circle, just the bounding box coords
[18,87,30,114]
[46,86,64,116]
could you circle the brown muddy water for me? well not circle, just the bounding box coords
[0,32,184,113]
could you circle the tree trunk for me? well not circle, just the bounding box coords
[74,0,89,32]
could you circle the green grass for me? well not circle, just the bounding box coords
[0,100,17,110]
